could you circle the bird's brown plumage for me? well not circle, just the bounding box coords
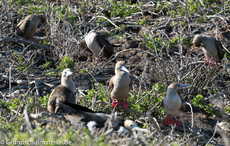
[193,35,224,62]
[47,68,75,113]
[16,14,46,38]
[109,61,132,101]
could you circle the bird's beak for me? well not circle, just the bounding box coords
[66,70,73,77]
[178,84,191,90]
[120,66,129,73]
[132,126,149,133]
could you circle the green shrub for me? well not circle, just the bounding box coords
[193,94,219,116]
[59,56,75,70]
[109,1,141,18]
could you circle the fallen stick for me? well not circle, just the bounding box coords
[0,37,50,49]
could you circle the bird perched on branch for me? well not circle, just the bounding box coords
[109,61,132,108]
[193,35,224,66]
[59,102,148,134]
[16,14,46,41]
[162,82,191,127]
[47,68,76,113]
[84,30,114,62]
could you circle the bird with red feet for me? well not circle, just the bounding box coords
[162,82,191,127]
[109,61,132,109]
[84,30,114,63]
[193,35,224,66]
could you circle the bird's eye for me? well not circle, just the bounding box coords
[130,124,133,127]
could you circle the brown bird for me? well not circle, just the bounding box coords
[16,14,46,40]
[47,68,76,113]
[162,82,191,127]
[109,61,132,108]
[193,35,224,66]
[85,30,114,62]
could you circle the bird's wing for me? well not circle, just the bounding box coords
[47,89,56,113]
[47,86,75,113]
[215,40,225,61]
[129,78,132,91]
[16,20,30,37]
[54,90,75,113]
[79,40,92,53]
[179,96,185,112]
[161,98,165,109]
[95,35,114,59]
[62,102,95,113]
[109,76,114,93]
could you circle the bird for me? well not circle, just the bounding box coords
[59,102,148,134]
[16,14,46,40]
[47,68,76,113]
[84,30,114,62]
[193,35,224,66]
[79,30,109,53]
[109,61,132,108]
[162,82,191,127]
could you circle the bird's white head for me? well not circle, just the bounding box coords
[167,82,191,94]
[115,61,129,74]
[61,68,75,93]
[62,68,73,79]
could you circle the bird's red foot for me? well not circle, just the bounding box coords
[211,60,217,66]
[164,116,180,127]
[112,99,118,108]
[93,55,103,63]
[120,101,128,108]
[164,115,173,126]
[112,99,128,108]
[175,117,180,127]
[205,59,217,66]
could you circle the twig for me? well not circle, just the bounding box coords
[0,37,51,49]
[180,135,204,146]
[185,102,194,131]
[206,120,219,145]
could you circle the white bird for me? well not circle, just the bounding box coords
[85,30,114,62]
[162,82,191,127]
[109,61,132,108]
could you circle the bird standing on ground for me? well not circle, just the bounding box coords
[193,35,224,66]
[47,68,76,113]
[16,14,46,41]
[109,61,132,108]
[79,30,109,53]
[162,82,191,127]
[85,30,114,62]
